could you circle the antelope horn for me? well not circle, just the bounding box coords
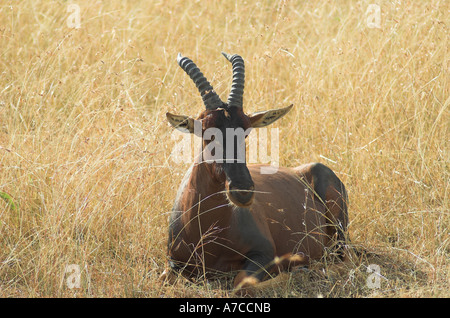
[222,52,245,109]
[177,53,223,110]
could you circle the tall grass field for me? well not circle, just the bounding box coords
[0,0,448,297]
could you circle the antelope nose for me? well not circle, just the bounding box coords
[228,184,255,206]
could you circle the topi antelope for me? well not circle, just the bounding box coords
[163,52,349,293]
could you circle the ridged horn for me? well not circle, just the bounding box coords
[177,53,223,110]
[222,52,245,109]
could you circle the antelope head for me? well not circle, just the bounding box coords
[167,52,293,207]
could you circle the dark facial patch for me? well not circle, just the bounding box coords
[197,107,255,206]
[199,108,250,132]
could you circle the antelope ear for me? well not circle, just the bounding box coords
[248,104,293,128]
[166,112,196,133]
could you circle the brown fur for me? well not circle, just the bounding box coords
[166,160,348,289]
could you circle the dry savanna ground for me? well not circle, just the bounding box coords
[0,0,448,297]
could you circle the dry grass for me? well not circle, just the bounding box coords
[0,0,448,297]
